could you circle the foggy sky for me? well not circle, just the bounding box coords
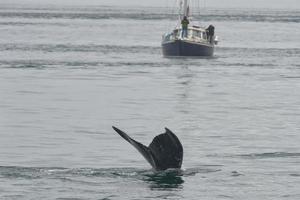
[1,0,300,9]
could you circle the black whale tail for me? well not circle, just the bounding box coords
[112,126,156,168]
[112,126,183,171]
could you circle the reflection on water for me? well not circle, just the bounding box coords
[144,170,184,190]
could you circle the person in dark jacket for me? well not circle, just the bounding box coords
[181,16,189,38]
[206,25,215,43]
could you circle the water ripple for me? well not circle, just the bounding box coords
[238,152,300,159]
[0,7,299,22]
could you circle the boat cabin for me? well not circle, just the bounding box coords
[163,26,210,43]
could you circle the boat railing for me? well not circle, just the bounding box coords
[163,27,216,45]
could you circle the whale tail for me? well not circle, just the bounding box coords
[112,126,183,171]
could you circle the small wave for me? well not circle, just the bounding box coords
[238,152,300,159]
[231,170,244,177]
[0,21,67,26]
[0,43,159,54]
[219,47,300,56]
[0,165,219,179]
[8,63,46,69]
[0,9,172,20]
[290,173,300,177]
[194,14,300,23]
[280,75,300,79]
[0,60,163,69]
[1,44,298,57]
[0,7,299,23]
[217,62,278,68]
[208,152,300,160]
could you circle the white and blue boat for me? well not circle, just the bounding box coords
[161,0,218,57]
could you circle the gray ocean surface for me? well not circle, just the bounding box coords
[0,3,300,200]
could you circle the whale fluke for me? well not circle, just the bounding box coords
[112,126,183,171]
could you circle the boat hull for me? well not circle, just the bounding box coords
[162,39,214,57]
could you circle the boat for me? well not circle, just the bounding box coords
[161,0,218,57]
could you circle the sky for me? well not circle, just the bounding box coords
[1,0,300,9]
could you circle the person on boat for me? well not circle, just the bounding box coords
[206,25,215,43]
[181,16,189,38]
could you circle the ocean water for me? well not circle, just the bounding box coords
[0,3,300,200]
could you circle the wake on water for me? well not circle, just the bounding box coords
[0,165,222,190]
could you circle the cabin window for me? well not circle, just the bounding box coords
[193,30,197,37]
[203,32,207,39]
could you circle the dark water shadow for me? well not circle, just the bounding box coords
[143,169,184,190]
[163,55,218,60]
